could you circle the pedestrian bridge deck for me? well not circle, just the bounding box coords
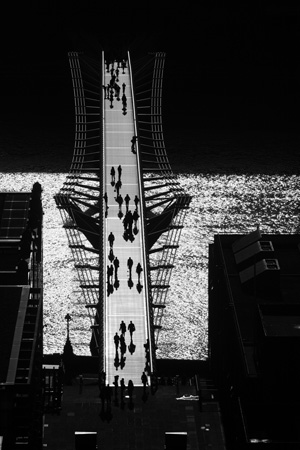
[103,55,152,386]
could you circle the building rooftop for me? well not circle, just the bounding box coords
[214,232,300,375]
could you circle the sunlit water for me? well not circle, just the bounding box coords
[1,171,299,359]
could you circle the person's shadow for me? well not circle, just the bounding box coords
[128,276,133,289]
[114,277,120,290]
[108,248,114,262]
[120,354,126,370]
[128,340,136,355]
[114,350,120,370]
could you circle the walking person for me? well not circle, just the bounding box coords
[103,192,108,206]
[108,232,115,248]
[136,262,143,280]
[132,209,139,229]
[141,371,148,393]
[128,320,136,339]
[128,379,134,400]
[117,164,122,181]
[134,195,140,209]
[113,257,119,276]
[119,320,126,336]
[120,334,126,355]
[110,166,115,184]
[127,257,133,273]
[120,378,125,408]
[114,332,120,350]
[131,135,137,154]
[124,194,130,211]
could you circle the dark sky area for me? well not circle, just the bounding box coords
[0,2,298,135]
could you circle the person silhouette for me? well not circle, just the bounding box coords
[113,375,119,405]
[134,195,140,209]
[127,257,133,273]
[141,371,148,392]
[119,320,126,336]
[110,167,115,184]
[103,192,108,205]
[108,232,115,248]
[128,379,134,398]
[117,165,122,181]
[120,378,125,403]
[113,257,119,276]
[114,332,120,350]
[128,321,135,339]
[127,379,134,409]
[136,263,143,279]
[120,334,126,355]
[124,194,130,211]
[116,194,123,211]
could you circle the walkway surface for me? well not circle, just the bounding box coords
[103,56,152,387]
[43,375,227,450]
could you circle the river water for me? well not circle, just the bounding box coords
[1,124,300,359]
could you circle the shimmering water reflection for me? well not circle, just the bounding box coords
[156,173,300,360]
[0,172,299,359]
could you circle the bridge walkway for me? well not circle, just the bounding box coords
[103,54,152,386]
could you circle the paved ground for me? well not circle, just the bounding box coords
[43,375,227,449]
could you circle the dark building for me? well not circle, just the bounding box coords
[0,184,43,449]
[209,230,300,449]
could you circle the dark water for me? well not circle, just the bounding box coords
[1,112,299,358]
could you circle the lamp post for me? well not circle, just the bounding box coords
[65,313,72,340]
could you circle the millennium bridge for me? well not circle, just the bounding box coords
[54,50,191,387]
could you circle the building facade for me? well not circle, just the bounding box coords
[0,183,43,449]
[209,230,300,448]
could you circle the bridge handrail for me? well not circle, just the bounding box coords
[128,51,156,375]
